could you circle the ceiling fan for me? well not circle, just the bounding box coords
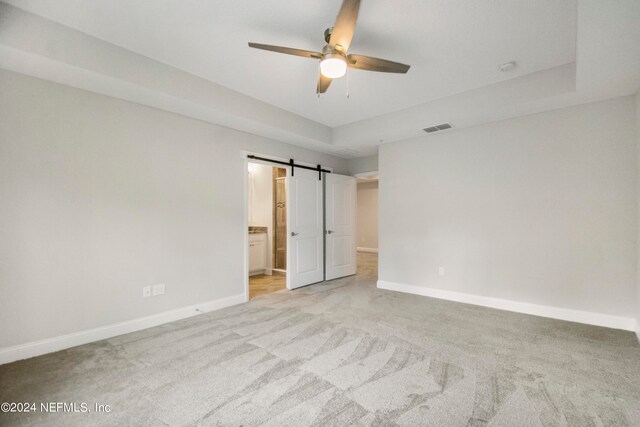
[248,0,410,94]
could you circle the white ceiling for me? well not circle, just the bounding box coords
[1,0,639,159]
[2,0,577,127]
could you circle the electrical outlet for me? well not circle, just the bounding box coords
[153,284,166,296]
[438,266,445,276]
[142,286,151,298]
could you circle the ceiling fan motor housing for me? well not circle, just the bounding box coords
[324,27,333,44]
[322,44,346,59]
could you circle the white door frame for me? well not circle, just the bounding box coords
[242,151,333,302]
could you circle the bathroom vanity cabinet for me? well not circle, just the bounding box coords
[249,231,267,275]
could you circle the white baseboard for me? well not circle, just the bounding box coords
[249,269,267,276]
[0,293,245,366]
[357,247,379,253]
[377,280,636,332]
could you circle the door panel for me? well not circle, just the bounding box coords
[287,168,324,289]
[325,173,357,280]
[330,236,350,267]
[296,237,320,273]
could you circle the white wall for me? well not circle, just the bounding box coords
[0,69,348,350]
[357,181,378,251]
[379,96,638,323]
[349,154,378,175]
[249,163,273,272]
[0,3,334,151]
[636,91,640,339]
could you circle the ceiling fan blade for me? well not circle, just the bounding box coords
[248,43,322,59]
[317,73,332,94]
[329,0,361,52]
[347,54,411,73]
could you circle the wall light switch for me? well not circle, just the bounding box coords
[142,286,151,298]
[153,284,166,296]
[438,267,445,276]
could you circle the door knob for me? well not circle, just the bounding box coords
[291,232,298,236]
[326,230,334,234]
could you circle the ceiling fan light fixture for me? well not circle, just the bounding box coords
[320,54,347,79]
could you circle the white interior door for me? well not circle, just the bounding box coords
[287,168,324,289]
[325,173,357,280]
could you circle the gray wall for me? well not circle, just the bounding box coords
[0,69,348,348]
[357,181,379,250]
[379,96,637,318]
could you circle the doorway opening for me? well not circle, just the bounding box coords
[243,153,357,301]
[248,162,287,299]
[355,172,379,273]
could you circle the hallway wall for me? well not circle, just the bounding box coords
[357,181,379,251]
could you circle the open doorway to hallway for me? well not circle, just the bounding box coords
[248,162,287,299]
[356,172,378,265]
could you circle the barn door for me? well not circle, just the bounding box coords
[286,168,324,289]
[325,173,357,280]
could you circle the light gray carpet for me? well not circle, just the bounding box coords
[1,253,640,426]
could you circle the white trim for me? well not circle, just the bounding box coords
[377,280,636,332]
[243,152,250,303]
[0,293,245,366]
[357,247,379,253]
[249,269,269,277]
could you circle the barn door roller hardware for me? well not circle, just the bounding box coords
[247,154,331,180]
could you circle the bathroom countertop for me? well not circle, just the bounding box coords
[249,226,268,234]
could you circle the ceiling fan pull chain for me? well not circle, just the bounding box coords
[317,62,321,98]
[346,67,350,99]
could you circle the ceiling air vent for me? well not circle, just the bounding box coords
[423,123,453,133]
